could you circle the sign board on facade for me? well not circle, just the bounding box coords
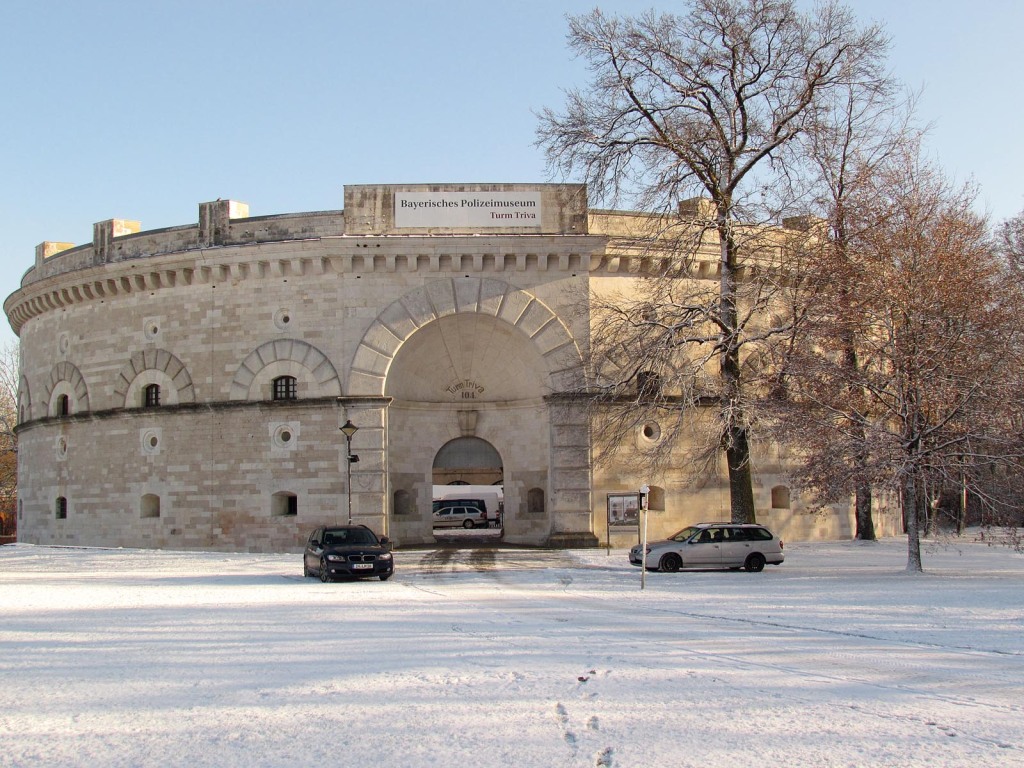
[394,191,543,228]
[607,493,641,529]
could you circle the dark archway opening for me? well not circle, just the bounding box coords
[432,436,504,545]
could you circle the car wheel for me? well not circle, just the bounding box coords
[379,573,392,581]
[660,553,682,572]
[319,557,332,583]
[744,553,766,572]
[463,519,475,529]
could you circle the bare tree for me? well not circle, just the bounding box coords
[998,209,1024,272]
[0,341,18,538]
[538,0,890,522]
[778,144,1023,571]
[766,76,919,540]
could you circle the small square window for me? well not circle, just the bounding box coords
[55,497,68,519]
[144,384,161,408]
[272,376,297,401]
[272,492,298,516]
[141,494,161,518]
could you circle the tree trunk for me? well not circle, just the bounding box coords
[718,209,756,525]
[840,282,875,541]
[957,478,968,535]
[854,481,875,540]
[726,426,757,524]
[904,476,923,572]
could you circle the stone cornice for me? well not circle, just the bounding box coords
[14,395,352,435]
[4,234,609,335]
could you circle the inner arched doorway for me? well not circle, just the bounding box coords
[433,437,504,537]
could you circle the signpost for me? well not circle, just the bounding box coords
[639,485,650,591]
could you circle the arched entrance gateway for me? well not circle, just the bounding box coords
[354,277,594,547]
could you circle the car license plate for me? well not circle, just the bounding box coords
[352,563,373,570]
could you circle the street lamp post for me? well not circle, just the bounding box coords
[340,420,359,524]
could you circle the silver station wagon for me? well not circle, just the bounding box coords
[432,504,487,529]
[630,522,784,573]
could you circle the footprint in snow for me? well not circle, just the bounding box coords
[555,703,578,748]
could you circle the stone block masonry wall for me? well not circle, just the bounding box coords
[17,401,348,552]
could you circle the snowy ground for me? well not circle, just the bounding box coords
[2,534,1023,768]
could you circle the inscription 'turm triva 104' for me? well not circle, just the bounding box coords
[447,379,486,399]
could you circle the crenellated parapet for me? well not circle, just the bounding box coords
[7,186,813,338]
[22,200,346,289]
[6,185,613,335]
[19,184,595,288]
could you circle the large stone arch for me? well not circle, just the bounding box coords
[371,277,591,547]
[113,349,196,408]
[44,361,89,415]
[230,339,341,401]
[348,277,584,396]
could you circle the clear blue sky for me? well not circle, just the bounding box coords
[3,0,1021,347]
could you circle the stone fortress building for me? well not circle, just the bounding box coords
[5,183,900,552]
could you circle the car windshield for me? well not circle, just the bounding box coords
[322,528,377,547]
[668,526,701,542]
